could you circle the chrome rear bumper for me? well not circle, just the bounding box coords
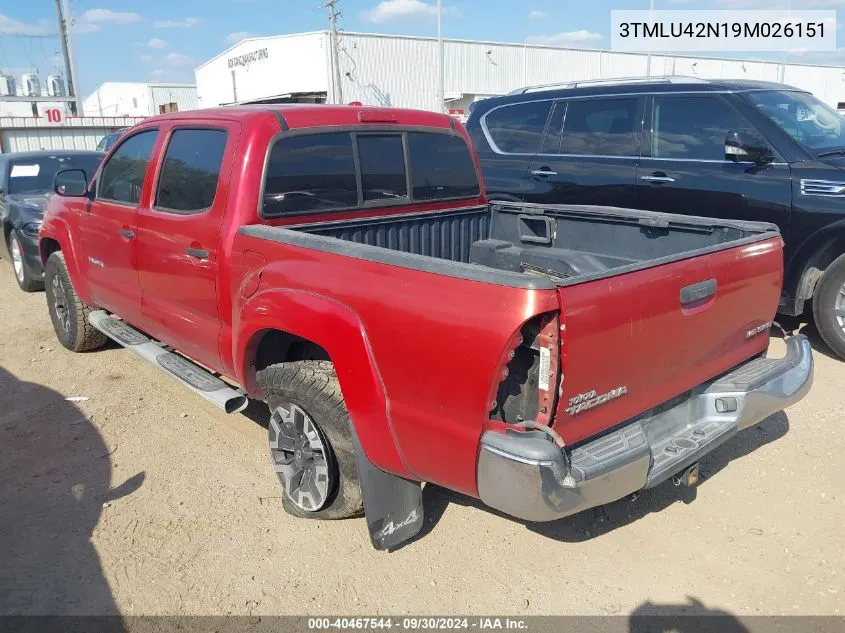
[477,335,813,522]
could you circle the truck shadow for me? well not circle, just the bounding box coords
[415,411,788,545]
[629,597,750,633]
[0,366,144,618]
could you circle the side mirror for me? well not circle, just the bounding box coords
[725,130,772,165]
[54,169,89,197]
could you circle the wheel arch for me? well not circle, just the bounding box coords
[235,288,412,479]
[786,221,845,305]
[38,221,92,304]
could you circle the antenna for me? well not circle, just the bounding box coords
[324,0,344,104]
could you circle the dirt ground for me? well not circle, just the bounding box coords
[0,263,843,619]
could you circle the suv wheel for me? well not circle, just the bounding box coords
[812,253,845,360]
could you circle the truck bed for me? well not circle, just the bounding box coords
[271,202,778,287]
[240,201,783,458]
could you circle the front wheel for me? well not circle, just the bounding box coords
[44,251,108,353]
[8,230,43,292]
[257,360,363,520]
[812,253,845,360]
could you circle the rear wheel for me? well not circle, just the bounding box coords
[44,251,108,352]
[812,253,845,360]
[8,230,42,292]
[257,360,363,519]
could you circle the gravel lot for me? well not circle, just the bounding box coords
[0,263,842,618]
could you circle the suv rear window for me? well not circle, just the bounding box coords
[559,98,638,156]
[262,130,479,217]
[483,101,552,154]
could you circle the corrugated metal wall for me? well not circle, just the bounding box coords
[331,33,845,110]
[195,31,845,111]
[0,116,145,153]
[149,85,200,113]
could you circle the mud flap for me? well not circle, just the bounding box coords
[351,429,424,550]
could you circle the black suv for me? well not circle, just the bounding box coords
[466,76,845,359]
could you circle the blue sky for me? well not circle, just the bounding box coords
[0,0,842,97]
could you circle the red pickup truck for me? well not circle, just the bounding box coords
[39,104,812,549]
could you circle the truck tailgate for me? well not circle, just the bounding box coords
[554,235,783,445]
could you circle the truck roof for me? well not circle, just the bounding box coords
[142,104,459,131]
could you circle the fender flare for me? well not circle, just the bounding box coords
[235,288,412,479]
[38,218,93,305]
[785,219,845,301]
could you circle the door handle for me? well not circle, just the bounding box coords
[680,278,717,306]
[185,247,209,260]
[531,169,558,177]
[641,173,676,184]
[118,229,135,239]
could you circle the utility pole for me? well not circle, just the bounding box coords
[55,0,81,114]
[326,0,344,104]
[437,0,444,112]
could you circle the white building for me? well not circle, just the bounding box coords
[195,31,845,116]
[82,82,199,117]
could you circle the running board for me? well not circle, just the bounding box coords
[88,311,248,414]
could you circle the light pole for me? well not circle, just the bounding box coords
[646,0,654,77]
[437,0,444,112]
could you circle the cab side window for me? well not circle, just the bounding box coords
[155,129,228,213]
[651,96,761,161]
[98,130,158,205]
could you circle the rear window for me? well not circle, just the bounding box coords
[408,132,480,200]
[356,135,408,202]
[263,133,358,216]
[262,130,479,217]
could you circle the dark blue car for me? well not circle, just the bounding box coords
[0,150,103,291]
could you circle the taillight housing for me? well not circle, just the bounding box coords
[487,312,560,427]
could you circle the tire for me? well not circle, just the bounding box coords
[257,360,363,520]
[812,252,845,360]
[44,251,108,353]
[8,230,43,292]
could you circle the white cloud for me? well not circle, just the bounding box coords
[147,37,167,49]
[154,17,200,28]
[73,8,142,34]
[526,30,602,45]
[226,31,255,44]
[165,52,195,66]
[0,13,54,36]
[529,10,548,19]
[140,54,153,62]
[360,0,460,24]
[150,69,168,80]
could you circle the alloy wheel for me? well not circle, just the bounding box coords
[51,274,71,333]
[836,283,845,335]
[10,237,24,283]
[268,403,332,512]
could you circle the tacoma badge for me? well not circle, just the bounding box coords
[566,386,628,416]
